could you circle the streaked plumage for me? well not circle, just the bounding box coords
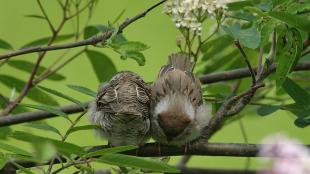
[89,71,151,146]
[151,53,210,145]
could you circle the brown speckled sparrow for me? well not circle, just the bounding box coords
[151,53,210,145]
[89,71,151,146]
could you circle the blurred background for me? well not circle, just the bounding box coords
[0,0,309,172]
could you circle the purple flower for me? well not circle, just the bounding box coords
[258,134,310,174]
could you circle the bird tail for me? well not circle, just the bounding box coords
[168,53,193,71]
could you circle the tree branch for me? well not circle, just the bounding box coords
[0,102,89,127]
[1,61,310,127]
[0,0,166,60]
[199,61,310,84]
[1,142,310,173]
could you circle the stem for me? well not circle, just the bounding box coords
[234,41,256,85]
[47,111,87,174]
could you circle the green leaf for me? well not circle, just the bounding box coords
[37,85,84,108]
[260,20,275,46]
[0,158,8,170]
[111,34,127,45]
[21,34,74,48]
[112,41,149,52]
[7,60,65,81]
[0,39,13,50]
[84,145,137,158]
[11,161,35,174]
[282,78,310,107]
[0,96,29,114]
[68,125,99,135]
[86,50,117,82]
[20,104,68,120]
[0,142,32,156]
[23,123,62,137]
[222,24,261,49]
[276,28,302,87]
[0,127,12,139]
[24,14,46,20]
[67,84,97,97]
[84,25,112,39]
[257,105,281,116]
[227,0,253,11]
[284,103,310,118]
[295,118,310,128]
[120,51,146,66]
[267,11,310,32]
[11,131,85,156]
[97,154,179,173]
[0,75,58,106]
[33,141,57,162]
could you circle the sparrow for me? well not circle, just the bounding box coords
[151,53,210,145]
[89,71,151,146]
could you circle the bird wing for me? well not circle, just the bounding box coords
[152,54,203,108]
[97,71,150,117]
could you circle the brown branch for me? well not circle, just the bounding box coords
[199,61,310,84]
[2,142,310,173]
[37,0,55,32]
[234,41,256,84]
[1,61,310,126]
[0,7,69,116]
[0,0,166,61]
[0,102,89,127]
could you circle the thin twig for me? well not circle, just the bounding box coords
[256,46,264,80]
[0,2,69,116]
[0,0,166,60]
[234,41,256,84]
[37,0,55,32]
[47,111,87,174]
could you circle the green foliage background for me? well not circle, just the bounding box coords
[0,0,309,171]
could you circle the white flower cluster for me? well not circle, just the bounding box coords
[164,0,229,33]
[259,134,310,174]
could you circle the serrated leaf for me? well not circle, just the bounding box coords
[222,24,261,49]
[24,14,46,20]
[37,85,84,108]
[7,60,65,81]
[84,25,112,39]
[0,39,13,50]
[86,50,117,82]
[11,131,85,156]
[20,104,68,119]
[276,28,302,87]
[268,11,310,32]
[0,142,32,156]
[23,123,62,137]
[67,84,97,97]
[260,20,274,46]
[112,41,149,52]
[227,0,253,11]
[0,75,58,106]
[68,125,99,135]
[97,154,179,173]
[21,34,74,48]
[121,51,146,66]
[111,34,127,45]
[257,105,281,116]
[84,145,137,158]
